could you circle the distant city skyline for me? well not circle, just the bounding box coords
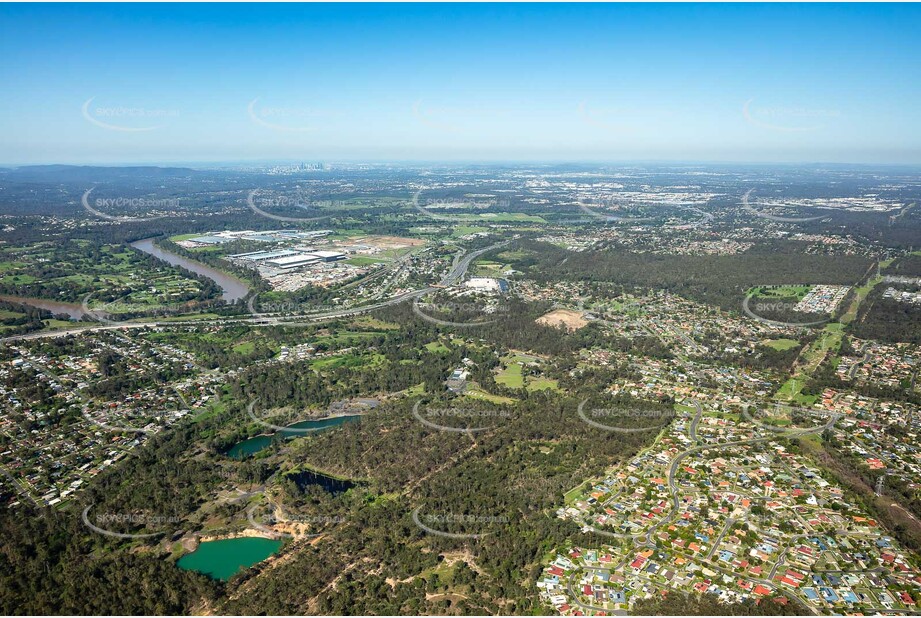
[1,3,920,165]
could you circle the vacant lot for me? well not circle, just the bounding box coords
[536,309,588,331]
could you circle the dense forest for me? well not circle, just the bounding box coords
[505,240,875,313]
[0,506,217,614]
[0,296,683,615]
[847,254,921,344]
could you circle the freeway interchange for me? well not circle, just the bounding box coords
[3,239,514,343]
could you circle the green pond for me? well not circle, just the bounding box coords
[226,414,360,458]
[177,537,283,581]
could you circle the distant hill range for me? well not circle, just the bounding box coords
[0,164,199,182]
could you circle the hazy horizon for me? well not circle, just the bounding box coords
[5,159,921,171]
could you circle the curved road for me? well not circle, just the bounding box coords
[573,411,840,614]
[3,239,515,342]
[565,566,629,616]
[582,410,839,545]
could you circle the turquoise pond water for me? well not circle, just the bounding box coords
[226,414,360,458]
[177,537,283,580]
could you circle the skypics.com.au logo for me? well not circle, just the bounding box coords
[742,98,840,133]
[80,291,214,328]
[411,188,509,222]
[576,399,673,433]
[246,187,332,223]
[246,187,331,223]
[246,294,341,317]
[82,97,179,132]
[247,97,336,132]
[412,401,511,433]
[741,287,837,328]
[576,194,713,228]
[82,504,179,540]
[411,506,508,540]
[741,188,827,224]
[247,505,346,539]
[412,298,507,328]
[81,188,173,222]
[245,398,357,435]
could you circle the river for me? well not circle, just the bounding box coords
[0,239,248,317]
[0,295,86,319]
[130,237,250,302]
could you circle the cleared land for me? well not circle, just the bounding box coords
[536,309,588,331]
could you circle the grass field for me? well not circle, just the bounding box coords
[525,377,560,391]
[495,353,560,392]
[563,486,585,503]
[750,284,812,300]
[416,211,546,224]
[313,330,384,346]
[798,324,844,370]
[841,275,884,325]
[1,274,38,285]
[495,249,531,261]
[345,256,388,267]
[377,246,417,260]
[471,259,511,277]
[1,241,215,314]
[496,360,525,388]
[774,378,818,405]
[450,225,490,238]
[402,383,426,398]
[464,385,516,405]
[773,324,842,404]
[763,338,800,351]
[327,229,369,240]
[352,317,400,330]
[0,261,25,273]
[38,319,77,330]
[310,352,386,370]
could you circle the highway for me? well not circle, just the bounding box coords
[2,238,514,343]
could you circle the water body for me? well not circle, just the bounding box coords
[0,295,85,319]
[226,414,361,459]
[226,434,275,459]
[288,469,356,495]
[130,237,250,302]
[177,537,283,581]
[283,415,361,435]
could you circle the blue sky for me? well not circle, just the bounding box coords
[1,3,919,165]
